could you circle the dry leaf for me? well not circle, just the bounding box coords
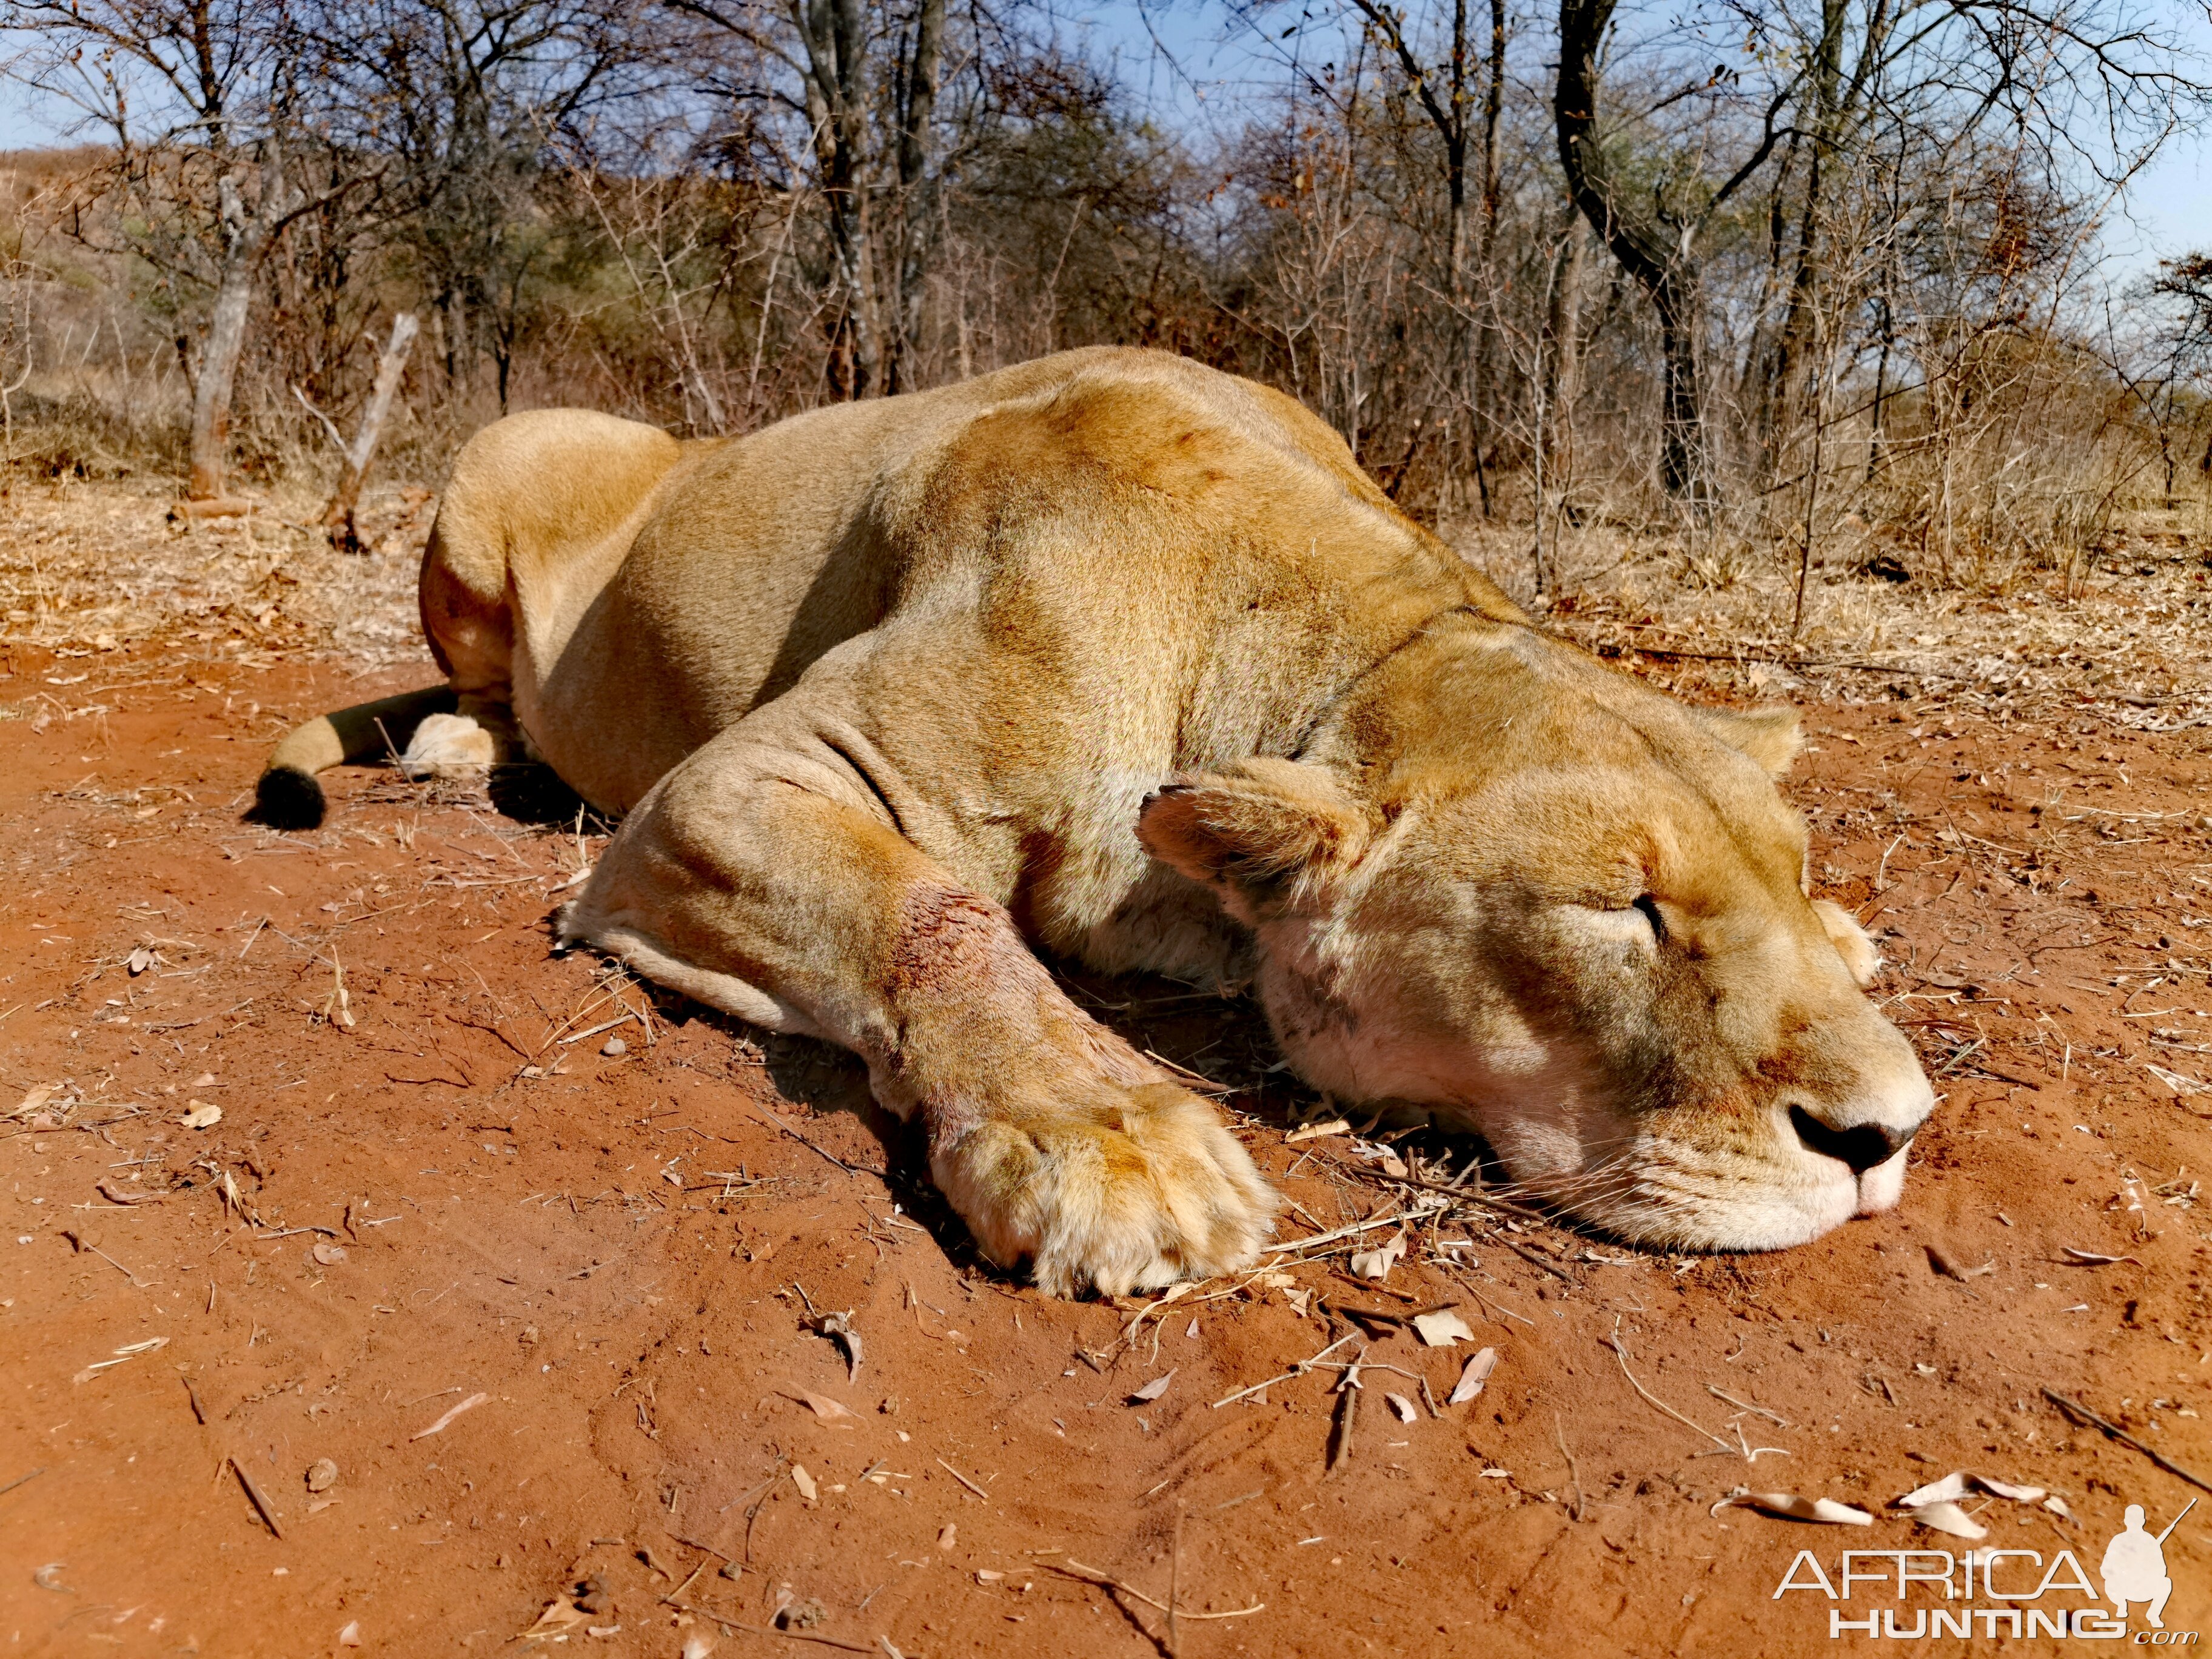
[1386,1392,1419,1423]
[787,1390,857,1424]
[1285,1119,1350,1144]
[337,1621,363,1648]
[1256,1271,1296,1290]
[1378,1153,1410,1179]
[1449,1347,1499,1405]
[1896,1471,1968,1507]
[682,1637,716,1659]
[8,1084,56,1121]
[1130,1370,1176,1403]
[2045,1495,2074,1519]
[2062,1247,2143,1265]
[521,1600,589,1640]
[127,947,154,976]
[791,1464,817,1503]
[1349,1233,1406,1281]
[1411,1310,1475,1347]
[1715,1492,1873,1526]
[179,1102,221,1130]
[306,1458,339,1493]
[312,1242,348,1265]
[937,1523,956,1550]
[1905,1501,1989,1540]
[1896,1471,2045,1508]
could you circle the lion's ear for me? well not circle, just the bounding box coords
[1694,704,1803,778]
[1137,757,1375,923]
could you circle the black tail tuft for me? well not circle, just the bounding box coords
[251,765,327,830]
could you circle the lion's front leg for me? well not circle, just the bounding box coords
[559,725,1275,1296]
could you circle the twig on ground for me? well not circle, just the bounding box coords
[1212,1333,1358,1408]
[1555,1412,1586,1521]
[1487,1231,1578,1286]
[740,1099,876,1177]
[2044,1389,2212,1493]
[1047,1560,1264,1621]
[230,1454,284,1538]
[935,1457,989,1500]
[1708,1386,1792,1428]
[1604,1324,1732,1454]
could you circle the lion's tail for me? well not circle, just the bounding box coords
[253,684,459,830]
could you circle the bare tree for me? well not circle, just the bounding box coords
[8,0,300,500]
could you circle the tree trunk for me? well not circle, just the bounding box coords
[1654,274,1709,504]
[796,0,880,400]
[1541,219,1586,478]
[1768,0,1846,452]
[1555,0,1715,506]
[187,172,266,501]
[321,311,420,552]
[886,0,945,395]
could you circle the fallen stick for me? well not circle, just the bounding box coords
[1259,1212,1413,1258]
[1048,1560,1264,1620]
[229,1454,284,1539]
[1604,1332,1732,1453]
[1212,1334,1358,1409]
[936,1458,990,1500]
[409,1390,490,1441]
[1487,1231,1577,1287]
[2044,1389,2212,1494]
[740,1099,876,1177]
[1555,1412,1587,1522]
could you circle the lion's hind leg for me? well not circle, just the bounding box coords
[255,684,460,829]
[396,697,526,781]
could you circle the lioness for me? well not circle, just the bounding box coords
[260,347,1932,1294]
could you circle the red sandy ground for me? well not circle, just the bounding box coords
[2,634,2210,1659]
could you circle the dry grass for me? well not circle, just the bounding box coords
[1455,502,2212,731]
[0,476,434,669]
[3,475,2208,743]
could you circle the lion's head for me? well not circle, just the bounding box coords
[1138,617,1933,1251]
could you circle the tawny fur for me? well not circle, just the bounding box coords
[261,347,1934,1292]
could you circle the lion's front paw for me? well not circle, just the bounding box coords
[930,1082,1276,1298]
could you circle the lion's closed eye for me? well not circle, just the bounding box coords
[1574,897,1663,950]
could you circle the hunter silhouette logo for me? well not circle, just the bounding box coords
[1772,1492,2199,1641]
[2104,1500,2193,1631]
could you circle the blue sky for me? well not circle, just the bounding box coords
[4,2,2205,275]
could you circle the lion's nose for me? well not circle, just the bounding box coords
[1787,1104,1915,1174]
